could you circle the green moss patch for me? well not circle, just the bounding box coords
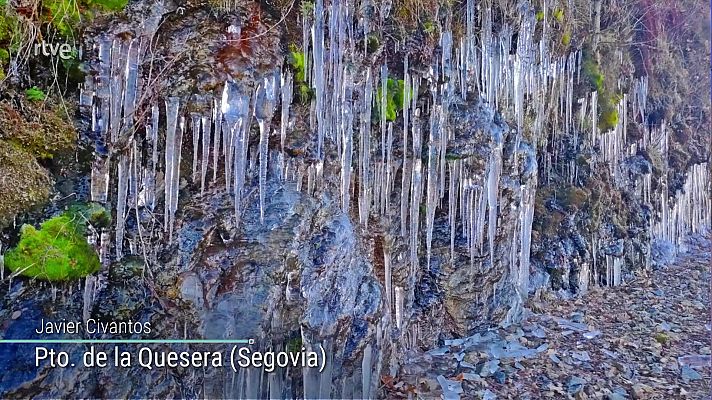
[287,46,314,103]
[42,0,129,39]
[5,207,103,281]
[376,78,407,122]
[582,55,622,131]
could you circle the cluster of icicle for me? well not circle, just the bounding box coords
[81,31,285,259]
[653,159,710,253]
[77,1,586,397]
[582,70,710,286]
[81,0,582,298]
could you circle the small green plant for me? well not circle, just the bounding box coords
[654,333,670,345]
[4,207,103,281]
[553,8,564,23]
[561,32,571,46]
[583,58,604,92]
[300,0,314,16]
[376,78,407,122]
[423,21,436,35]
[287,46,314,103]
[43,0,129,39]
[288,47,306,83]
[0,48,8,79]
[599,106,619,130]
[535,10,545,21]
[25,87,47,101]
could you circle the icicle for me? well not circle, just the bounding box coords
[448,161,458,261]
[380,64,388,167]
[313,0,326,159]
[212,98,223,183]
[280,70,293,158]
[486,133,503,267]
[340,70,354,213]
[191,113,201,182]
[222,80,251,230]
[255,75,278,224]
[358,68,373,226]
[115,154,129,258]
[384,243,392,317]
[143,104,160,211]
[361,344,373,398]
[394,286,404,329]
[400,57,411,236]
[164,97,183,240]
[222,83,238,194]
[425,105,442,270]
[200,115,211,194]
[384,122,394,215]
[518,166,537,297]
[409,109,423,274]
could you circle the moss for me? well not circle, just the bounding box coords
[0,10,21,51]
[532,188,566,237]
[0,98,77,225]
[423,21,436,35]
[582,55,623,131]
[287,46,313,103]
[300,0,314,15]
[0,100,76,159]
[42,0,128,39]
[4,209,101,281]
[561,32,571,46]
[547,266,564,287]
[286,336,303,353]
[25,87,47,102]
[535,11,545,22]
[583,58,604,92]
[0,8,21,77]
[0,140,52,227]
[654,333,670,345]
[599,107,619,131]
[68,202,112,229]
[288,46,306,83]
[553,8,564,23]
[376,78,407,122]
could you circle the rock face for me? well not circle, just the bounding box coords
[164,181,383,398]
[407,97,537,337]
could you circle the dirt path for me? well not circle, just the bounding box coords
[387,235,711,399]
